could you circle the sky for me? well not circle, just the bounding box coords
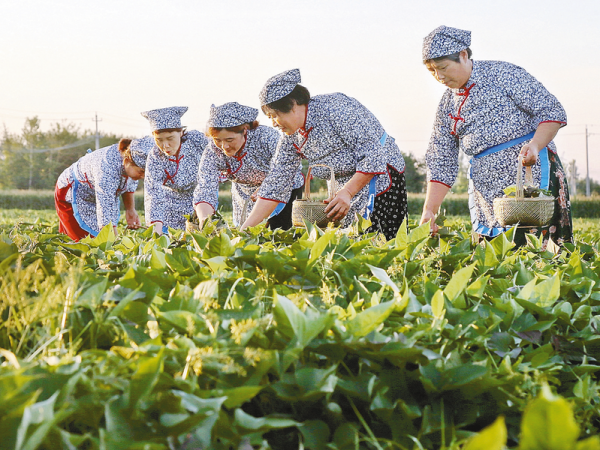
[1,0,599,188]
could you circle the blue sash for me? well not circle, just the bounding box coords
[363,132,387,219]
[469,132,550,237]
[473,132,534,160]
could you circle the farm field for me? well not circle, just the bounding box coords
[1,209,600,449]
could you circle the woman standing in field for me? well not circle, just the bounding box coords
[142,106,209,235]
[193,102,304,229]
[55,137,152,241]
[420,25,572,245]
[240,69,407,240]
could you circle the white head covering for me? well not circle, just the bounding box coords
[259,68,301,106]
[422,25,471,61]
[207,102,258,128]
[141,106,188,131]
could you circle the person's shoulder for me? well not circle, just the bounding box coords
[185,129,209,145]
[253,125,280,140]
[477,59,527,78]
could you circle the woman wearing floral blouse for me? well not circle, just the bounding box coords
[240,69,407,240]
[420,25,572,245]
[193,102,303,229]
[55,137,151,241]
[142,106,209,235]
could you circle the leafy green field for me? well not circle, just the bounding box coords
[1,210,600,449]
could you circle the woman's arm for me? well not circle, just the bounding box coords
[324,172,375,222]
[122,191,141,229]
[420,181,451,234]
[520,122,562,166]
[240,198,279,230]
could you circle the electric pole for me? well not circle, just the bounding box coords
[93,113,102,150]
[585,124,590,197]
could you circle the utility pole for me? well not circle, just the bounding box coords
[569,160,577,197]
[93,113,102,150]
[585,124,590,197]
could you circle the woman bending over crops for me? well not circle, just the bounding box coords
[193,102,304,229]
[142,106,209,235]
[420,25,572,245]
[240,69,407,240]
[55,137,152,241]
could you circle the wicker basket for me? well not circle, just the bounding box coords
[493,156,555,227]
[292,164,340,228]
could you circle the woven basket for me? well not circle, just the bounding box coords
[493,156,555,227]
[292,165,340,228]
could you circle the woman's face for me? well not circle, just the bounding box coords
[425,50,472,89]
[124,162,145,180]
[212,129,246,157]
[264,103,306,135]
[153,130,183,156]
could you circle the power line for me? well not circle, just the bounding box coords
[1,137,95,154]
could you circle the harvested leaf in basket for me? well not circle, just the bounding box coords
[502,185,552,198]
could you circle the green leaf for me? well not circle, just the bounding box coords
[150,248,167,270]
[517,273,561,307]
[462,416,507,450]
[575,436,600,450]
[444,264,475,304]
[367,264,400,293]
[408,222,430,243]
[129,349,164,410]
[300,420,331,450]
[519,384,579,450]
[310,229,335,264]
[234,409,299,431]
[204,233,235,258]
[466,275,490,299]
[209,386,263,409]
[431,289,445,319]
[345,300,396,338]
[394,218,409,250]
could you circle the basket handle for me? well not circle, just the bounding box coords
[515,156,534,199]
[516,155,524,199]
[305,164,337,201]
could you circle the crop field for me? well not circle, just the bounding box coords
[1,209,600,449]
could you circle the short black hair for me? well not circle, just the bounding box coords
[428,47,472,64]
[261,84,311,114]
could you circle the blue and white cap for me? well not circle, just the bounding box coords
[141,106,188,131]
[129,136,154,168]
[207,102,258,128]
[422,25,471,61]
[259,68,301,106]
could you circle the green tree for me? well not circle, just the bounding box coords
[0,117,126,190]
[403,152,427,193]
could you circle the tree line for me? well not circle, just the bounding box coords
[12,117,579,195]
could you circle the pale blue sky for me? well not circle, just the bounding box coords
[1,0,598,183]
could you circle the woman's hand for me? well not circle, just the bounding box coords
[519,142,539,166]
[324,188,352,221]
[125,209,141,229]
[420,209,440,235]
[153,222,163,236]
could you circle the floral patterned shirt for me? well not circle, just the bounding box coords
[193,125,303,226]
[257,93,405,226]
[57,144,138,232]
[144,130,209,230]
[426,59,567,188]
